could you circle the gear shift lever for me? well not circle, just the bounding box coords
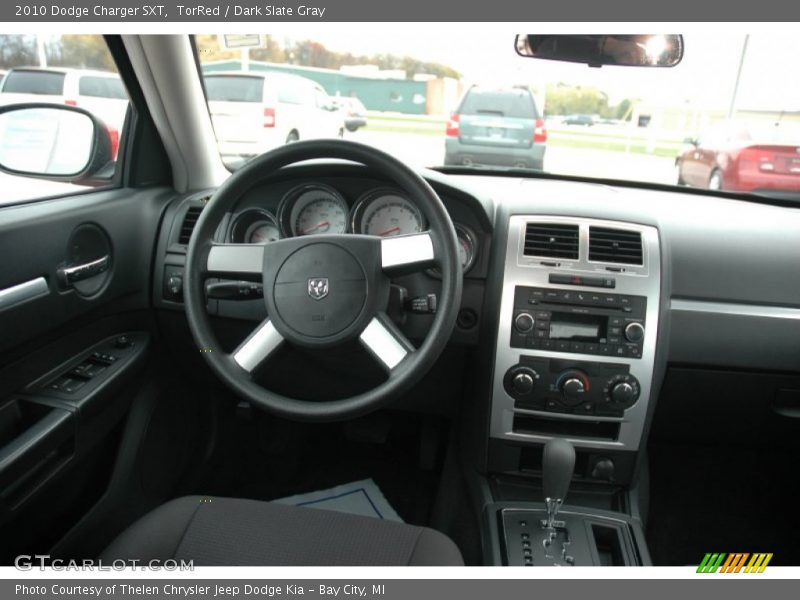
[542,438,576,529]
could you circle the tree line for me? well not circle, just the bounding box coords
[0,35,116,70]
[195,35,461,80]
[1,34,461,81]
[545,82,635,120]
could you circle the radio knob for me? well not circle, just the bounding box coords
[624,322,645,343]
[514,312,535,333]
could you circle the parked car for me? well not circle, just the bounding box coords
[676,124,800,192]
[562,113,597,126]
[204,71,345,164]
[444,85,546,170]
[0,67,127,132]
[333,96,368,132]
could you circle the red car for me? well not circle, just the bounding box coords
[676,125,800,193]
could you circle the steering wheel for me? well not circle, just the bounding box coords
[184,140,462,421]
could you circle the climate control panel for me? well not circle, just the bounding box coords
[503,355,640,417]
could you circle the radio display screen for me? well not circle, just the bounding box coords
[549,313,607,341]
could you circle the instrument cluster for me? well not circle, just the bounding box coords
[228,183,479,273]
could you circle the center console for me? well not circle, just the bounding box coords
[485,215,661,566]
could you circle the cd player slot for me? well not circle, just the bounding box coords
[548,273,616,289]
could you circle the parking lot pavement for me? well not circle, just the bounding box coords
[349,129,677,186]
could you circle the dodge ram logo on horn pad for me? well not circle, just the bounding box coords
[307,278,329,300]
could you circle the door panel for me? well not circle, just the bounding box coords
[0,185,174,562]
[0,187,172,355]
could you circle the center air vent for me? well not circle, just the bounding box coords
[524,223,579,259]
[178,205,204,245]
[588,227,643,265]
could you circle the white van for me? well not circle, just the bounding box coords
[203,71,345,161]
[0,67,128,132]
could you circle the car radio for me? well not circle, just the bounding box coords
[509,286,646,359]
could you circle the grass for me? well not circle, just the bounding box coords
[547,137,680,158]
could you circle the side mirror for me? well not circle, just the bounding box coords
[0,103,115,184]
[683,136,698,146]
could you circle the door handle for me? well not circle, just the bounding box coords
[56,255,110,288]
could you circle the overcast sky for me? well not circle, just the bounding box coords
[295,32,800,112]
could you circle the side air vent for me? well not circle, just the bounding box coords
[588,227,643,265]
[178,205,204,245]
[524,223,580,259]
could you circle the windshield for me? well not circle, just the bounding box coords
[195,33,800,199]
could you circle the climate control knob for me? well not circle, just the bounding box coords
[514,312,535,333]
[624,322,645,343]
[556,370,589,407]
[504,365,539,399]
[611,382,635,404]
[512,372,535,395]
[562,378,585,397]
[603,374,641,409]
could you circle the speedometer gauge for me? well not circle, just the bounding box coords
[352,189,426,236]
[278,184,349,237]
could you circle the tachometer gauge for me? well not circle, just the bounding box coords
[279,184,349,237]
[352,189,426,236]
[229,209,281,245]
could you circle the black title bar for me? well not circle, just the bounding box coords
[3,1,800,22]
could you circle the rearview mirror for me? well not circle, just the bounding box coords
[0,104,116,182]
[515,34,683,68]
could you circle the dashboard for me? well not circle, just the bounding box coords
[153,163,800,485]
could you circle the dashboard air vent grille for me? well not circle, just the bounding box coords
[523,223,580,259]
[178,205,203,245]
[588,227,643,265]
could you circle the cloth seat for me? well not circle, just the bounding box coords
[101,495,464,566]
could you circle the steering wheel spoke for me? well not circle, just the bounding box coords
[232,319,284,373]
[359,313,415,372]
[380,232,436,273]
[206,243,265,281]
